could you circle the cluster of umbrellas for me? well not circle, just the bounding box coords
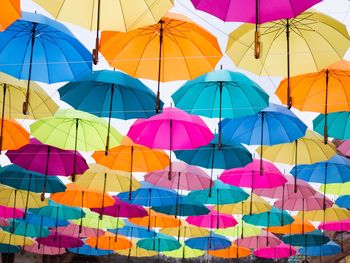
[0,0,350,261]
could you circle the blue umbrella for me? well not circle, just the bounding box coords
[0,12,91,113]
[108,222,156,239]
[283,230,330,247]
[152,198,210,217]
[335,195,350,209]
[23,213,69,228]
[68,244,113,256]
[299,241,341,256]
[185,233,231,250]
[0,244,20,253]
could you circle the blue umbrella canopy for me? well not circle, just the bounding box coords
[283,230,330,247]
[313,111,350,140]
[68,244,113,256]
[185,233,231,250]
[0,244,20,253]
[108,222,156,239]
[221,104,307,146]
[242,207,294,227]
[3,219,50,238]
[0,165,66,194]
[58,70,163,120]
[23,213,69,228]
[29,201,84,220]
[299,241,341,256]
[172,69,269,119]
[137,234,181,252]
[335,195,350,209]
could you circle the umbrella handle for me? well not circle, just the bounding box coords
[254,30,261,59]
[128,146,134,200]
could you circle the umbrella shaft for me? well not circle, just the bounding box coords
[156,20,164,113]
[0,84,6,152]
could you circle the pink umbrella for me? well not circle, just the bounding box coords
[0,205,24,219]
[36,232,84,249]
[319,220,350,251]
[144,161,211,190]
[24,243,66,255]
[186,207,237,229]
[127,107,214,177]
[234,231,281,250]
[55,224,105,238]
[274,193,333,212]
[254,243,296,259]
[0,218,9,227]
[91,196,148,218]
[337,140,350,157]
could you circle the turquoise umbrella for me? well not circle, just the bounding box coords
[314,112,350,140]
[299,241,341,256]
[242,207,294,227]
[0,244,20,253]
[283,230,330,247]
[152,198,210,217]
[137,234,181,252]
[29,201,84,221]
[3,219,50,238]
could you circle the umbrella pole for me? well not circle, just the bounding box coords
[79,191,84,233]
[156,20,164,113]
[72,119,79,182]
[22,222,28,253]
[324,69,329,144]
[38,216,43,249]
[23,173,32,219]
[148,188,152,231]
[302,198,305,234]
[0,84,6,154]
[294,140,298,193]
[241,202,244,239]
[266,211,270,246]
[92,0,101,65]
[99,172,107,220]
[259,112,265,176]
[129,146,134,200]
[254,0,261,59]
[216,188,220,229]
[128,227,133,258]
[249,172,254,215]
[168,119,173,180]
[55,206,59,240]
[95,217,100,249]
[218,82,223,150]
[23,23,37,115]
[286,19,292,109]
[175,172,181,219]
[11,191,16,233]
[114,206,120,243]
[209,144,215,197]
[105,84,114,156]
[281,184,285,226]
[41,146,51,201]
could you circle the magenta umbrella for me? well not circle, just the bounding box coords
[234,231,281,250]
[186,207,237,229]
[127,107,214,178]
[254,243,296,259]
[144,161,211,191]
[55,224,105,239]
[91,196,148,218]
[319,220,350,251]
[0,205,24,219]
[36,232,84,249]
[6,138,88,199]
[24,243,66,255]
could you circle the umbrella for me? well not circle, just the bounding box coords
[30,109,123,181]
[23,213,68,228]
[283,230,330,247]
[33,0,173,64]
[0,119,29,153]
[315,112,350,142]
[254,243,296,259]
[274,194,333,212]
[3,219,50,238]
[0,218,9,227]
[129,210,181,229]
[186,207,237,229]
[145,161,211,191]
[208,244,250,259]
[336,139,350,157]
[185,233,231,251]
[267,216,315,235]
[0,205,23,219]
[298,206,350,222]
[109,223,156,239]
[0,72,58,119]
[227,11,350,108]
[29,202,84,221]
[86,234,132,251]
[68,244,112,256]
[0,12,92,114]
[214,219,262,239]
[0,244,20,253]
[50,183,115,209]
[91,196,147,219]
[257,130,336,192]
[127,107,213,176]
[163,241,205,259]
[320,182,350,195]
[234,231,281,249]
[172,69,268,145]
[0,230,34,246]
[299,241,341,256]
[100,13,222,112]
[160,225,210,239]
[319,220,350,232]
[175,134,252,186]
[242,207,294,227]
[335,195,350,209]
[137,234,181,253]
[152,198,210,217]
[0,0,20,31]
[59,70,162,154]
[36,232,84,249]
[24,244,66,255]
[56,224,104,239]
[116,245,157,257]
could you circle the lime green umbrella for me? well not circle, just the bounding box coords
[163,241,205,259]
[214,219,262,239]
[30,109,123,180]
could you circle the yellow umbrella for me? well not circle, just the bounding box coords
[226,11,350,108]
[117,244,157,258]
[297,206,350,222]
[0,230,35,246]
[214,219,262,238]
[163,241,205,259]
[32,0,173,64]
[320,182,350,195]
[0,73,58,119]
[160,224,209,238]
[214,194,272,215]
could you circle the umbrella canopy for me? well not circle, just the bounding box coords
[320,182,350,195]
[336,139,350,157]
[137,235,181,252]
[186,208,237,229]
[109,223,156,239]
[116,245,157,257]
[29,202,84,221]
[185,233,231,251]
[6,138,88,177]
[0,244,20,253]
[172,69,269,119]
[0,230,34,246]
[314,112,350,141]
[234,231,281,249]
[299,241,341,256]
[145,162,211,191]
[283,230,330,247]
[267,216,315,235]
[86,235,132,250]
[36,232,84,248]
[0,0,20,31]
[274,194,333,212]
[152,198,210,217]
[214,219,262,238]
[319,220,350,231]
[160,225,210,238]
[163,241,205,259]
[254,243,296,259]
[243,207,294,227]
[0,73,58,119]
[208,244,251,259]
[298,206,350,222]
[129,210,181,229]
[4,219,50,238]
[23,213,68,228]
[68,244,112,256]
[335,195,350,209]
[0,205,23,219]
[0,119,29,152]
[56,224,104,238]
[24,244,66,255]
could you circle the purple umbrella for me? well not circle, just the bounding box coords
[91,196,148,218]
[6,138,88,200]
[36,231,84,249]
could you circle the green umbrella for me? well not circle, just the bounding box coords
[214,219,262,239]
[163,241,205,259]
[30,109,123,180]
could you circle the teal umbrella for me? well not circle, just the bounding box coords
[283,230,330,247]
[4,219,50,238]
[152,198,210,217]
[0,244,20,253]
[314,112,350,140]
[137,234,181,253]
[242,207,294,227]
[29,201,84,221]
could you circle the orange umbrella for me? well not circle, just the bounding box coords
[208,244,251,259]
[266,216,315,235]
[129,210,181,229]
[0,119,29,152]
[92,137,169,198]
[100,13,222,112]
[276,60,350,142]
[0,0,20,31]
[86,234,132,251]
[50,183,115,208]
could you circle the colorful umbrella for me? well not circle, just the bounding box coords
[320,182,350,195]
[86,234,132,250]
[163,241,205,259]
[129,210,181,229]
[33,0,173,64]
[68,244,112,256]
[0,230,34,246]
[208,244,250,259]
[0,244,20,253]
[29,201,84,221]
[0,0,20,31]
[137,234,181,252]
[160,225,210,239]
[267,216,315,235]
[0,205,23,219]
[55,224,104,239]
[336,139,350,157]
[24,244,66,255]
[299,241,341,256]
[0,119,29,153]
[36,232,84,248]
[186,207,237,229]
[214,219,262,239]
[234,231,281,249]
[23,213,68,228]
[283,230,330,247]
[243,207,294,227]
[100,13,222,112]
[254,243,296,259]
[315,112,350,142]
[274,194,333,212]
[109,222,156,239]
[335,195,350,209]
[4,219,49,238]
[116,245,157,258]
[298,206,350,222]
[152,198,210,217]
[185,233,231,251]
[0,12,91,113]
